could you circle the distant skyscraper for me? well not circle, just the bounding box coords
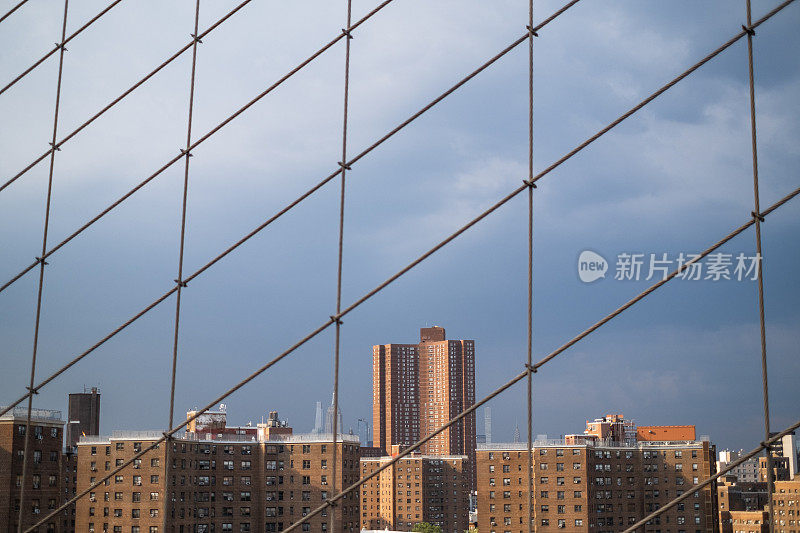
[513,420,520,443]
[313,401,323,433]
[484,406,492,445]
[66,386,100,450]
[324,393,343,434]
[372,326,476,489]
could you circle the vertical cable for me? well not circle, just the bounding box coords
[17,2,68,532]
[525,1,535,533]
[744,0,774,528]
[331,2,353,533]
[164,0,201,530]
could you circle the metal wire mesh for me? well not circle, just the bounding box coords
[1,0,797,532]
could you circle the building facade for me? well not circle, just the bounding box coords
[718,451,760,484]
[772,479,800,532]
[359,452,469,533]
[74,412,360,533]
[477,439,718,533]
[372,327,476,489]
[0,407,68,533]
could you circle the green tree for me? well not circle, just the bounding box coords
[412,522,442,533]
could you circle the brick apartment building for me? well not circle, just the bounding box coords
[722,510,769,533]
[372,327,476,489]
[477,440,717,533]
[477,415,718,533]
[772,479,800,532]
[359,448,469,533]
[74,409,360,533]
[0,407,74,533]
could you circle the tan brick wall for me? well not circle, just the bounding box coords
[0,418,65,533]
[478,443,717,533]
[75,437,359,533]
[360,455,468,533]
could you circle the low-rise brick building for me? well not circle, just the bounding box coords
[477,439,717,533]
[360,451,469,533]
[0,407,68,533]
[74,410,360,533]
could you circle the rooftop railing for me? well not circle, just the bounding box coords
[0,406,62,422]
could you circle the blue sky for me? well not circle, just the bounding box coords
[0,0,798,452]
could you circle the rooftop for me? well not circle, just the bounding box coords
[79,430,360,445]
[478,437,710,451]
[361,454,468,462]
[0,406,63,424]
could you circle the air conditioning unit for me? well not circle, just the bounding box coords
[33,509,40,514]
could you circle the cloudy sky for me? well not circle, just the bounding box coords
[0,0,798,453]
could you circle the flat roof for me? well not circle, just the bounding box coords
[0,406,64,425]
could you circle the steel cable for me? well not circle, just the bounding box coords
[525,0,536,532]
[329,1,353,533]
[16,2,69,531]
[162,1,202,531]
[744,0,776,529]
[0,0,30,26]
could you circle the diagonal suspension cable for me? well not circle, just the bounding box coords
[0,0,31,26]
[0,0,397,295]
[0,0,125,97]
[0,0,254,196]
[0,0,583,421]
[26,180,800,533]
[16,1,69,531]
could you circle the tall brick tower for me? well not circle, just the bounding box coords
[372,326,476,489]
